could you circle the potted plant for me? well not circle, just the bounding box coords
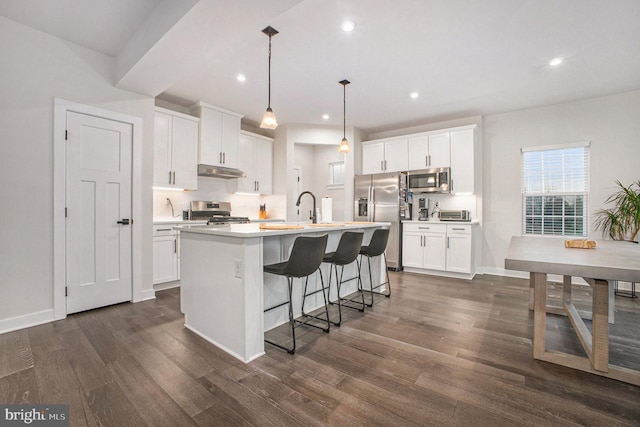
[593,179,640,242]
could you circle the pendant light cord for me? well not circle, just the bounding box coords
[343,83,346,139]
[267,34,272,109]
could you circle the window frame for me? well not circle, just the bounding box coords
[521,142,590,237]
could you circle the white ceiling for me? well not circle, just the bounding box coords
[2,0,640,134]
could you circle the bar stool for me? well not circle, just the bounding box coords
[358,228,391,307]
[263,234,329,354]
[323,231,365,326]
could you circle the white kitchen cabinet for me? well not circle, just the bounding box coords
[154,108,199,190]
[190,102,243,168]
[445,225,472,274]
[402,223,446,270]
[450,129,475,194]
[408,133,450,171]
[153,225,178,284]
[403,222,474,277]
[362,138,408,174]
[236,131,273,194]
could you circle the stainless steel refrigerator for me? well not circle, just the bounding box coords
[354,172,409,270]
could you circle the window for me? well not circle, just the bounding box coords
[521,143,590,236]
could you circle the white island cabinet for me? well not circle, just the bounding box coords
[177,222,388,362]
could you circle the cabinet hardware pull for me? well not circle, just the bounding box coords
[174,239,177,253]
[452,227,465,230]
[172,171,176,184]
[223,152,226,164]
[219,152,222,164]
[168,171,172,185]
[157,228,171,231]
[381,160,384,171]
[384,160,387,170]
[425,156,428,167]
[447,237,450,248]
[257,181,259,191]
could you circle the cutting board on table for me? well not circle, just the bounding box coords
[259,223,304,230]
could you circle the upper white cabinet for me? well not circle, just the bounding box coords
[408,133,450,170]
[236,131,273,194]
[364,125,477,193]
[153,108,199,190]
[362,138,408,174]
[450,129,475,194]
[189,102,243,168]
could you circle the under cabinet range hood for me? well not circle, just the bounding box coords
[197,164,246,179]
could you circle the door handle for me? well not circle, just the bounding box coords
[117,218,130,225]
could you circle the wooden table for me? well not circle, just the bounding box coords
[505,236,640,386]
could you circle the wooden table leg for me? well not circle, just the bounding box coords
[533,272,547,359]
[592,278,610,372]
[529,272,535,310]
[562,275,572,307]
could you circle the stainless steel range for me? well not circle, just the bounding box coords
[189,201,250,225]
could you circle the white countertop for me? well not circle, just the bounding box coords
[153,218,284,225]
[402,219,479,224]
[176,222,389,238]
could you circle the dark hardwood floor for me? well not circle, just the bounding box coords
[1,273,639,426]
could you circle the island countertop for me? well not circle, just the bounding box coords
[175,221,390,238]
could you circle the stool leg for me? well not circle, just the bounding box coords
[318,269,331,332]
[334,264,343,327]
[264,276,296,354]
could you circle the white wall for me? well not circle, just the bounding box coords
[281,124,357,222]
[482,90,640,275]
[0,17,155,329]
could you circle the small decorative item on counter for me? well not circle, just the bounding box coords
[564,239,597,249]
[259,204,267,219]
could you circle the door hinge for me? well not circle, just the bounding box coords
[65,130,68,140]
[65,207,68,217]
[65,286,68,296]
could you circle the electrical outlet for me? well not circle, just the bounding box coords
[234,259,242,278]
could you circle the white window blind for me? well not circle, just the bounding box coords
[521,143,590,236]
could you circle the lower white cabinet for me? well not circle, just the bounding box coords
[402,223,446,270]
[403,222,474,277]
[445,225,472,274]
[153,225,178,284]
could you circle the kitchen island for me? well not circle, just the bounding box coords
[177,222,389,362]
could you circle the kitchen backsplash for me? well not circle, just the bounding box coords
[153,177,286,220]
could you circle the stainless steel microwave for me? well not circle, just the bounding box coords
[407,167,451,193]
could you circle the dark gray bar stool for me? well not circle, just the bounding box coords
[263,234,329,354]
[323,231,365,326]
[358,228,391,307]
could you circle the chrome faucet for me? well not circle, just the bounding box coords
[296,191,317,224]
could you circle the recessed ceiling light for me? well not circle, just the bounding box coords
[237,74,246,82]
[549,57,563,66]
[322,114,330,120]
[410,92,419,99]
[342,21,355,32]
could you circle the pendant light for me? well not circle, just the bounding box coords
[338,79,351,153]
[260,26,279,129]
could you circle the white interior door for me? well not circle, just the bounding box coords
[66,111,133,314]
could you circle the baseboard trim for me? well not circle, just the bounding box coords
[0,309,54,335]
[137,289,156,302]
